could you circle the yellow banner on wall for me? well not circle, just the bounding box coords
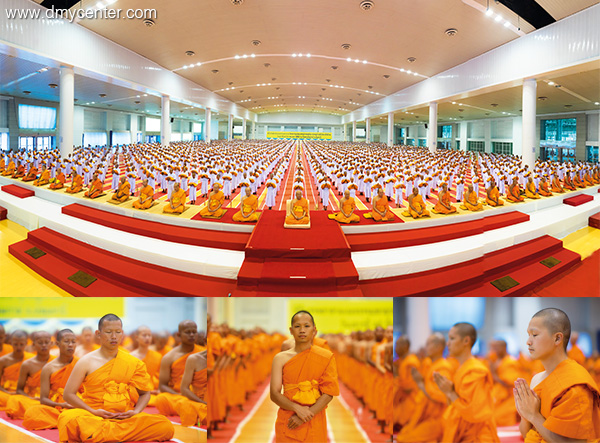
[287,299,392,334]
[0,298,125,318]
[267,131,332,140]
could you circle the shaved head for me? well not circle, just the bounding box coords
[291,310,315,327]
[57,329,75,342]
[429,332,446,348]
[12,330,27,340]
[452,322,477,349]
[178,320,197,333]
[532,308,571,351]
[98,314,122,331]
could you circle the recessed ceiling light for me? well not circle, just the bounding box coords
[485,9,493,17]
[548,81,555,85]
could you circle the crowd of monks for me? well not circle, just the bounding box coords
[394,310,600,442]
[0,318,207,442]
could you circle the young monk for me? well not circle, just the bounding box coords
[332,189,360,223]
[33,164,50,186]
[407,187,430,218]
[198,182,225,218]
[433,322,500,442]
[130,326,162,404]
[285,189,310,225]
[84,172,104,198]
[6,331,55,419]
[460,184,483,211]
[132,179,154,209]
[394,336,421,431]
[49,168,66,190]
[486,179,504,207]
[515,308,600,442]
[507,177,525,202]
[74,326,99,358]
[177,350,207,427]
[0,331,34,409]
[163,182,187,214]
[65,169,83,194]
[372,187,396,221]
[489,339,522,426]
[434,183,457,214]
[525,176,540,199]
[270,311,339,443]
[59,314,174,442]
[233,186,259,222]
[567,331,586,366]
[22,329,78,430]
[110,176,130,202]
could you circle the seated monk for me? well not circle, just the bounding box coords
[65,169,83,194]
[163,182,187,214]
[0,157,5,174]
[525,177,540,199]
[84,172,104,198]
[551,174,564,193]
[232,186,259,222]
[198,183,225,218]
[12,162,25,179]
[130,326,161,406]
[372,188,396,221]
[506,177,525,202]
[2,160,16,176]
[285,189,310,225]
[584,170,595,187]
[486,180,504,207]
[23,329,78,430]
[460,184,483,211]
[538,177,553,197]
[22,163,38,182]
[407,187,430,219]
[563,173,576,191]
[0,331,34,409]
[433,183,457,214]
[111,177,130,202]
[33,165,50,186]
[573,172,586,188]
[132,179,154,209]
[177,351,207,427]
[58,314,174,443]
[332,189,360,223]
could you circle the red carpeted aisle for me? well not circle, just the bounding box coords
[337,382,390,443]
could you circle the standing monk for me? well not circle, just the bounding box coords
[0,331,34,409]
[58,314,174,443]
[271,311,339,443]
[177,350,207,427]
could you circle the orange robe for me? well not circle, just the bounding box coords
[13,164,25,178]
[525,182,540,199]
[442,357,499,443]
[372,195,395,221]
[539,181,552,197]
[49,171,66,189]
[461,190,483,211]
[22,166,37,181]
[525,359,600,442]
[6,356,56,419]
[397,357,454,443]
[2,161,15,176]
[0,344,13,358]
[408,194,430,218]
[163,188,187,214]
[551,178,564,193]
[85,178,104,198]
[275,346,339,443]
[176,368,207,427]
[57,350,174,443]
[233,194,260,222]
[568,345,586,366]
[207,331,223,425]
[285,197,309,224]
[111,181,131,202]
[199,190,225,218]
[66,175,83,193]
[584,173,595,187]
[0,352,35,409]
[564,176,576,191]
[492,355,522,426]
[434,191,457,214]
[507,184,524,202]
[23,359,78,430]
[574,174,586,188]
[0,158,5,174]
[33,169,50,186]
[486,187,504,206]
[334,197,360,223]
[394,354,420,427]
[132,185,154,209]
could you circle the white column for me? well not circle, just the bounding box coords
[427,102,438,153]
[228,114,233,141]
[460,122,468,151]
[160,95,170,147]
[204,108,211,142]
[407,298,431,351]
[365,118,371,144]
[522,78,537,168]
[387,112,394,147]
[252,121,256,140]
[352,121,357,142]
[59,66,74,158]
[242,119,247,140]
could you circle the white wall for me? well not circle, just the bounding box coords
[254,112,345,141]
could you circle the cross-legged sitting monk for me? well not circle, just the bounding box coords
[433,322,500,443]
[22,163,37,182]
[525,176,540,199]
[486,179,504,207]
[460,184,483,211]
[270,311,339,443]
[130,326,161,406]
[538,177,553,197]
[12,161,25,178]
[84,172,104,199]
[110,177,130,202]
[75,327,99,358]
[23,329,78,430]
[163,182,187,214]
[132,179,154,209]
[198,183,226,218]
[177,350,207,427]
[2,159,15,176]
[0,330,34,409]
[49,168,66,190]
[489,339,522,427]
[332,189,360,223]
[563,173,576,191]
[507,177,525,202]
[66,169,84,194]
[434,183,457,214]
[551,173,564,193]
[372,188,396,221]
[515,308,600,442]
[6,331,55,419]
[285,189,310,225]
[407,187,430,219]
[233,186,259,222]
[33,164,51,186]
[58,314,174,443]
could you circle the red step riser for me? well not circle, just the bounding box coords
[484,242,565,279]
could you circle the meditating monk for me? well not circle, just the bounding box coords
[285,189,310,225]
[0,325,13,358]
[538,176,553,197]
[130,326,161,405]
[49,169,66,189]
[58,313,174,442]
[567,331,586,366]
[486,180,504,207]
[177,350,207,427]
[132,179,154,209]
[407,187,430,219]
[551,173,564,193]
[6,331,55,419]
[507,177,525,202]
[573,171,586,188]
[84,172,104,198]
[163,182,187,214]
[584,170,595,187]
[460,184,483,211]
[198,183,225,218]
[434,183,457,214]
[333,189,360,223]
[2,159,15,176]
[23,329,78,430]
[12,162,25,178]
[155,321,201,418]
[394,336,421,430]
[110,176,130,202]
[434,322,500,442]
[22,163,38,182]
[525,176,540,199]
[0,330,34,409]
[33,165,50,186]
[0,157,6,175]
[65,169,84,194]
[232,186,259,222]
[75,327,99,358]
[271,311,339,443]
[372,188,396,221]
[489,339,522,426]
[563,173,576,191]
[516,308,600,442]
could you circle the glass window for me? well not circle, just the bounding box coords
[406,138,415,146]
[418,139,427,147]
[400,128,406,138]
[83,132,107,147]
[492,142,513,155]
[430,298,486,330]
[145,118,161,132]
[356,128,366,138]
[192,122,203,133]
[0,132,8,151]
[541,118,576,143]
[112,132,131,146]
[438,125,452,139]
[468,141,485,152]
[586,146,598,163]
[18,104,57,130]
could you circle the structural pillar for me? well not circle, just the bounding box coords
[365,118,371,144]
[242,119,247,140]
[427,102,438,153]
[522,78,537,168]
[228,114,233,141]
[387,112,394,146]
[352,121,357,142]
[59,66,74,158]
[160,95,170,147]
[204,108,211,142]
[407,298,431,351]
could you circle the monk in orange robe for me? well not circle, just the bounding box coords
[233,186,260,222]
[550,174,564,193]
[152,332,172,357]
[12,162,25,178]
[22,163,37,181]
[525,177,540,199]
[155,320,202,417]
[372,187,396,221]
[2,159,16,176]
[132,179,154,209]
[538,177,553,197]
[33,165,50,186]
[130,326,161,405]
[573,171,586,188]
[271,311,339,443]
[507,177,525,202]
[486,180,504,207]
[460,184,483,211]
[49,169,66,189]
[110,176,130,202]
[564,173,576,191]
[567,331,587,366]
[516,308,600,442]
[407,187,430,219]
[584,170,595,187]
[434,183,457,214]
[0,325,13,358]
[163,182,187,214]
[285,189,310,225]
[394,336,420,430]
[177,350,207,427]
[332,189,360,223]
[75,327,100,358]
[434,322,500,443]
[489,339,522,426]
[58,313,174,443]
[65,169,84,193]
[0,331,34,410]
[6,331,56,419]
[199,183,225,218]
[23,329,78,430]
[84,172,104,198]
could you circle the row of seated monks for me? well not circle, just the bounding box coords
[0,317,207,443]
[394,309,600,443]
